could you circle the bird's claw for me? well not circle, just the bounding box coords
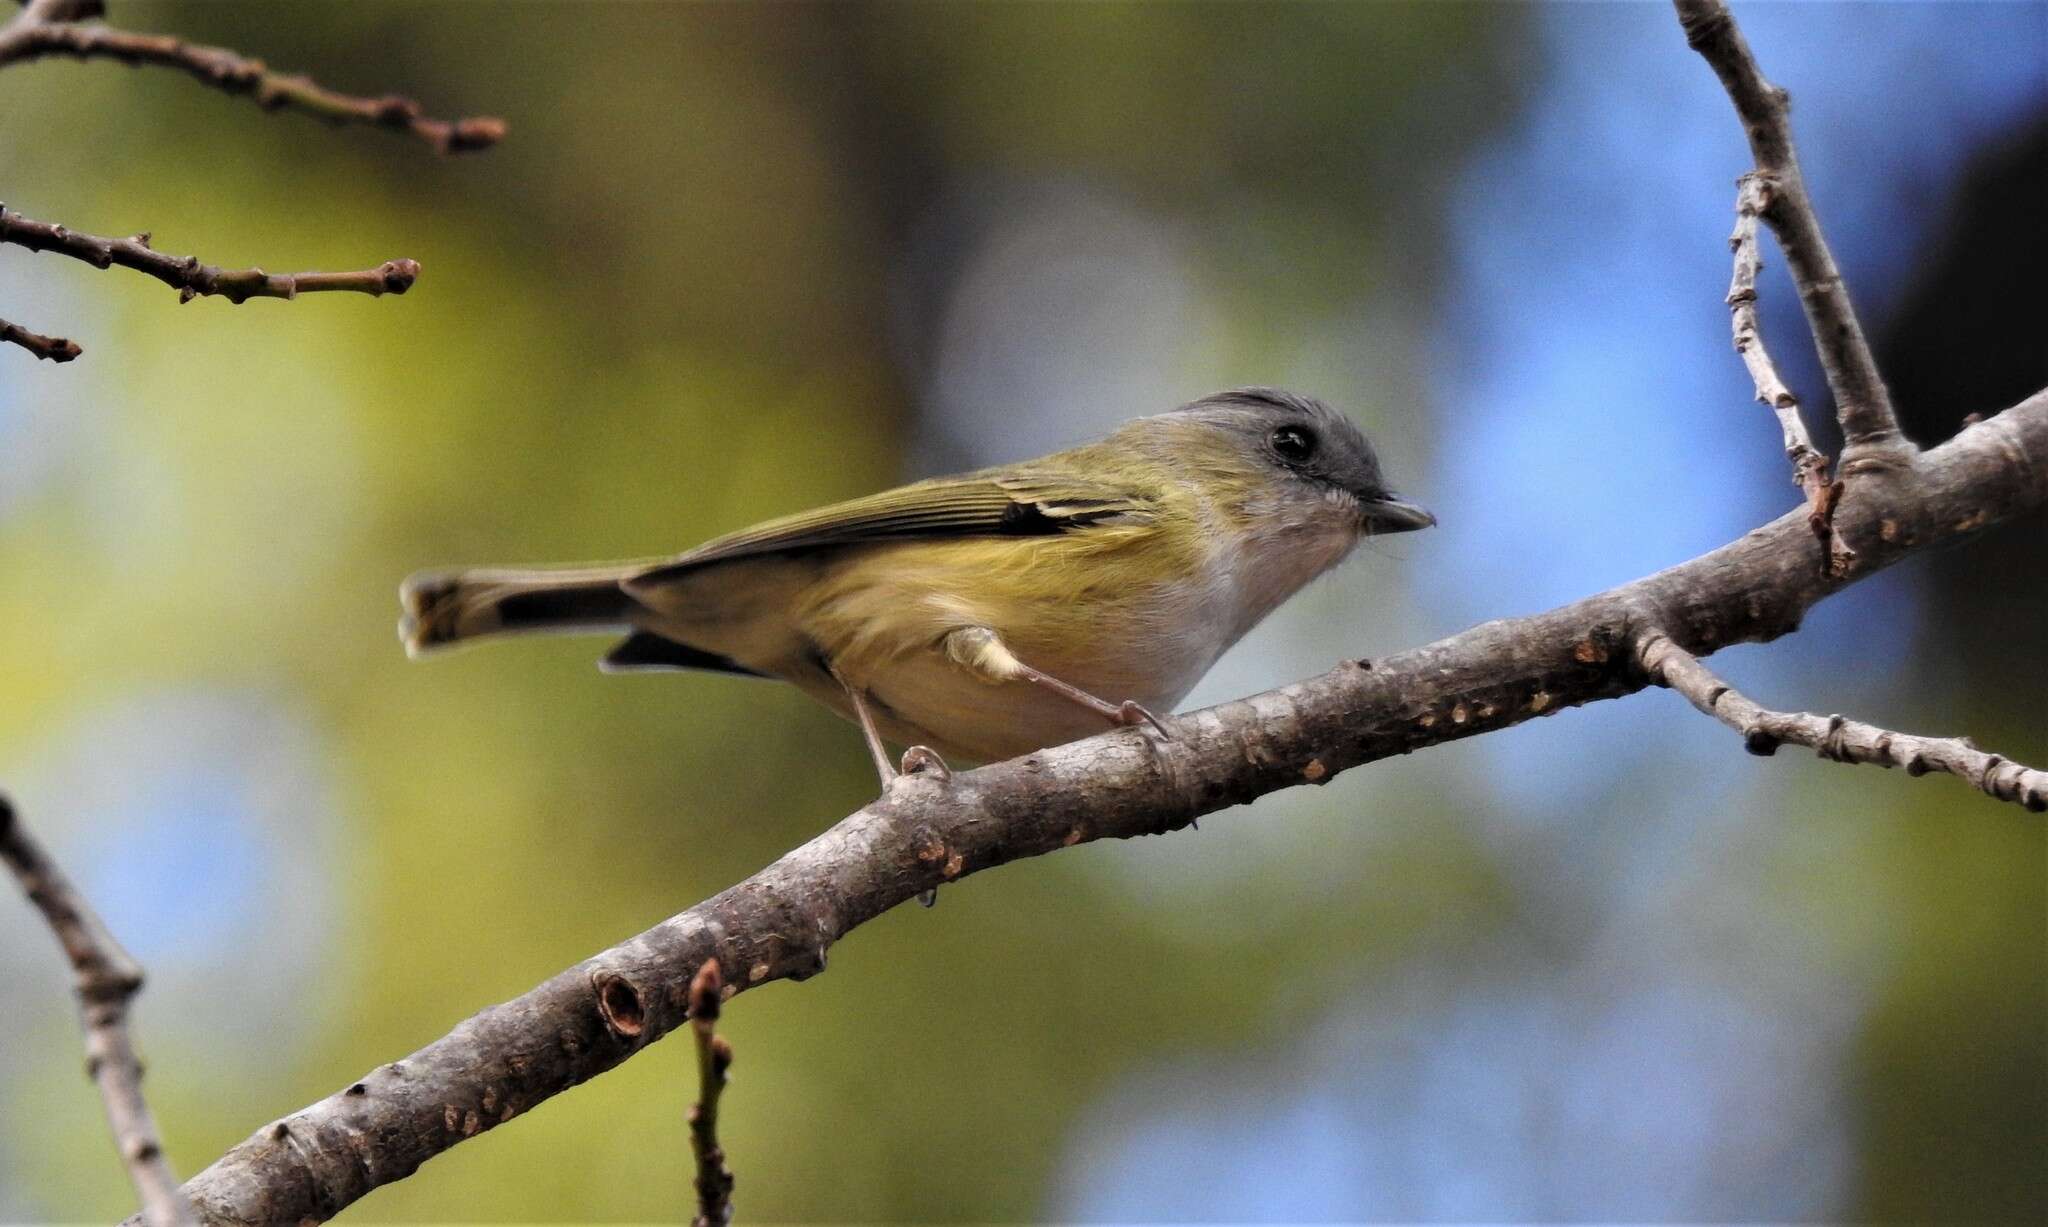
[898,745,952,782]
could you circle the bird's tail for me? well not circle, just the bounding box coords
[398,565,641,657]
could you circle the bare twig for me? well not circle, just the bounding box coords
[1677,0,1902,453]
[0,13,504,153]
[135,389,2048,1226]
[0,4,493,365]
[1727,172,1853,574]
[687,961,736,1227]
[1,314,82,361]
[0,204,419,304]
[0,795,196,1226]
[1636,631,2047,811]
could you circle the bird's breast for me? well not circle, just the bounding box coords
[789,527,1243,761]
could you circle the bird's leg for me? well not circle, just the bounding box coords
[840,676,900,789]
[835,669,948,909]
[942,626,1172,738]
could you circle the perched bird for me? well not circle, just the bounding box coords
[399,387,1433,783]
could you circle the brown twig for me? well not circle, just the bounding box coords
[1636,631,2047,811]
[687,961,736,1227]
[1677,0,1903,453]
[132,387,2048,1226]
[0,14,503,154]
[0,204,419,304]
[1,314,82,361]
[1726,172,1853,574]
[0,795,196,1226]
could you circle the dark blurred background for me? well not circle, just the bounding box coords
[1,2,2042,1222]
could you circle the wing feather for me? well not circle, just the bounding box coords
[624,469,1154,592]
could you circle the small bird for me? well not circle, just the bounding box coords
[399,388,1433,784]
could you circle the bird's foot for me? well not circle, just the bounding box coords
[900,746,952,909]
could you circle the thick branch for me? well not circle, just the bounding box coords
[1637,631,2047,811]
[1677,0,1902,451]
[0,18,503,153]
[1727,173,1850,572]
[0,314,82,360]
[148,388,2048,1226]
[0,796,195,1226]
[0,204,418,304]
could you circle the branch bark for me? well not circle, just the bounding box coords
[0,314,82,360]
[1677,0,1903,453]
[0,796,196,1227]
[141,387,2048,1225]
[0,205,419,304]
[0,11,503,153]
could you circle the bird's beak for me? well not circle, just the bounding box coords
[1363,492,1436,534]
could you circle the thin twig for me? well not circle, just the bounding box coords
[1676,0,1903,453]
[687,960,736,1227]
[0,204,419,304]
[1727,172,1853,574]
[0,16,504,153]
[0,795,196,1226]
[1636,631,2048,811]
[1,314,82,361]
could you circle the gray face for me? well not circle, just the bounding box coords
[1176,387,1436,533]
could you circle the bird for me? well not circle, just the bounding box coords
[399,387,1434,786]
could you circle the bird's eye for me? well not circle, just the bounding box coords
[1271,425,1316,463]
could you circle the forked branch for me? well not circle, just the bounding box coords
[0,796,195,1226]
[1636,632,2048,811]
[1677,0,1903,451]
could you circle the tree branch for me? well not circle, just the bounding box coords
[0,795,196,1227]
[0,313,82,361]
[0,5,496,365]
[1636,631,2047,811]
[1677,0,1903,452]
[0,11,504,153]
[685,961,736,1227]
[0,204,419,304]
[139,388,2048,1226]
[1727,172,1850,573]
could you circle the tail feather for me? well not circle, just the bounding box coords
[398,566,638,657]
